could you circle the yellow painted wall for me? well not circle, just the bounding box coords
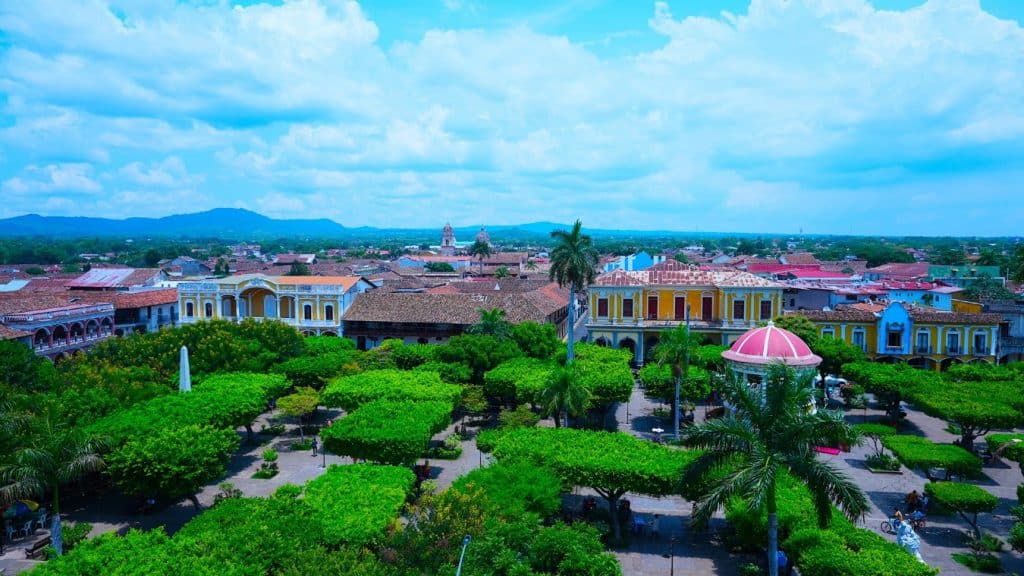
[953,300,983,314]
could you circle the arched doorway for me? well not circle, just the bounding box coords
[221,296,237,318]
[86,319,99,338]
[101,317,113,335]
[33,328,49,349]
[69,322,84,342]
[240,287,276,319]
[907,357,936,371]
[618,337,637,364]
[593,337,610,347]
[52,325,68,345]
[940,357,963,372]
[279,296,295,319]
[969,358,991,366]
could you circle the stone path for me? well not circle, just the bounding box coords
[838,398,1024,575]
[15,377,1024,576]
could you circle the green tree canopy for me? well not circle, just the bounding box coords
[925,481,998,540]
[320,370,462,412]
[105,424,239,509]
[321,400,452,466]
[906,379,1024,452]
[882,435,981,481]
[482,426,695,541]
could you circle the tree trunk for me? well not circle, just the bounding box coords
[673,373,681,441]
[767,482,778,576]
[606,494,621,542]
[244,424,254,444]
[959,425,982,454]
[553,409,562,428]
[566,282,577,363]
[189,494,202,510]
[51,488,63,556]
[298,421,305,442]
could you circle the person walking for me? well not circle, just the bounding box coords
[312,437,319,457]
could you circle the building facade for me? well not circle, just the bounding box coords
[585,260,785,363]
[178,274,373,336]
[791,301,1001,371]
[602,251,667,273]
[0,298,115,360]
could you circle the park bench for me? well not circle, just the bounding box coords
[25,536,52,559]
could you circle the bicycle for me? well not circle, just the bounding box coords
[880,514,926,534]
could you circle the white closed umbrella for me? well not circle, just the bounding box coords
[179,345,192,392]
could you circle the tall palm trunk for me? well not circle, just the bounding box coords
[767,481,778,576]
[51,486,64,555]
[566,281,577,363]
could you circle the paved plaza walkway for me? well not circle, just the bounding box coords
[8,376,1024,576]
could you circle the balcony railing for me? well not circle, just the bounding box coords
[914,345,931,354]
[946,346,961,355]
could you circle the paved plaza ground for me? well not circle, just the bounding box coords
[5,375,1024,575]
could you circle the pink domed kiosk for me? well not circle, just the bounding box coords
[722,322,821,406]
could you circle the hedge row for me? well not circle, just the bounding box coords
[882,434,982,479]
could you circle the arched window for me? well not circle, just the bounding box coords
[186,302,195,317]
[205,302,213,318]
[303,304,313,321]
[325,305,334,321]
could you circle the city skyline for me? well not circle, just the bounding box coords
[2,0,1023,235]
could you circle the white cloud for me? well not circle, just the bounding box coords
[2,163,102,195]
[0,0,1022,233]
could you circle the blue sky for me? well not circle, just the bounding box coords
[1,0,1022,235]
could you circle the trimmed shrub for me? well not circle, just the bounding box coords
[883,435,981,480]
[320,370,462,411]
[483,358,555,406]
[302,464,415,546]
[321,400,452,465]
[452,461,562,518]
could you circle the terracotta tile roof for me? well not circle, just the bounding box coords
[820,260,868,274]
[780,252,821,266]
[866,262,930,279]
[596,260,782,289]
[0,294,114,316]
[343,288,568,325]
[907,308,1002,324]
[788,309,878,322]
[109,289,179,309]
[0,325,31,340]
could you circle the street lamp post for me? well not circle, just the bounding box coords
[674,305,691,441]
[455,534,472,576]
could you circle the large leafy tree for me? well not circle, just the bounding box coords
[813,336,865,387]
[681,365,868,576]
[277,387,321,442]
[549,220,599,363]
[539,366,590,428]
[0,410,108,555]
[469,239,492,274]
[770,315,819,348]
[482,426,694,541]
[907,379,1024,453]
[105,424,239,510]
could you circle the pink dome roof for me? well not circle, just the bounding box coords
[721,322,822,367]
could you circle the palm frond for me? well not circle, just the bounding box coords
[785,453,868,524]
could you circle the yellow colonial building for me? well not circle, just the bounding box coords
[792,302,1002,371]
[178,274,374,336]
[586,260,785,363]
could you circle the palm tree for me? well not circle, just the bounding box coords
[652,323,699,440]
[467,308,511,340]
[0,411,107,555]
[469,240,492,274]
[680,364,867,576]
[540,366,590,428]
[494,266,510,278]
[548,220,599,363]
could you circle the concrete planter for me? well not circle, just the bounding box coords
[867,467,903,475]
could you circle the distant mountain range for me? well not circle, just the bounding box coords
[0,208,744,240]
